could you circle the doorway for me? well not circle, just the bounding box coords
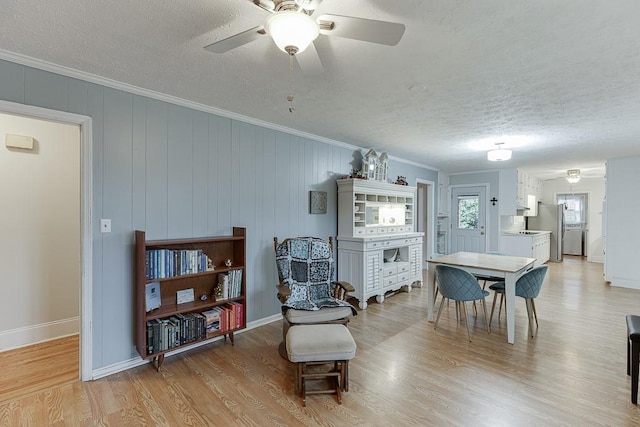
[450,186,487,253]
[0,112,80,384]
[0,100,93,380]
[416,179,435,269]
[557,193,588,257]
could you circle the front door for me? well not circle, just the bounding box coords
[450,186,487,253]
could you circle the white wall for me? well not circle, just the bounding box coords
[541,177,605,263]
[604,157,640,288]
[0,113,80,350]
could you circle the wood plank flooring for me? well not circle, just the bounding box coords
[0,335,78,404]
[2,257,640,425]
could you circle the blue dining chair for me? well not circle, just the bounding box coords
[434,265,491,341]
[488,265,548,337]
[471,251,507,315]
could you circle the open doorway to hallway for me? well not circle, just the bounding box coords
[0,112,81,387]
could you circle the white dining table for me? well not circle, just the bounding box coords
[427,251,536,344]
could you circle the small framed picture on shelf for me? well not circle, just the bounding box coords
[176,288,195,305]
[309,190,327,214]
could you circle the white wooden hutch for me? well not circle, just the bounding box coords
[336,178,424,309]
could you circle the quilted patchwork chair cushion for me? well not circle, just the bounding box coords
[276,237,355,313]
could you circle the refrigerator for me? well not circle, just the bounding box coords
[527,203,565,262]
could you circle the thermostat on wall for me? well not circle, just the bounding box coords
[6,134,34,150]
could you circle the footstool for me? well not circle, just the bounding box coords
[286,324,357,406]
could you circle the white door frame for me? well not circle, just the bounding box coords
[416,178,436,269]
[0,100,93,381]
[449,183,490,253]
[555,191,590,258]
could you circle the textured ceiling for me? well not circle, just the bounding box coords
[2,0,640,180]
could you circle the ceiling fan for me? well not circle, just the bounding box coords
[204,0,406,74]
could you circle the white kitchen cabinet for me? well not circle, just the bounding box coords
[499,232,550,266]
[337,178,424,309]
[499,169,524,216]
[499,169,543,216]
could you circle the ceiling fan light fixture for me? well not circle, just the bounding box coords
[265,11,319,55]
[566,169,581,183]
[487,143,512,161]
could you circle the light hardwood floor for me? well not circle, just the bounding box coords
[0,335,78,404]
[2,257,640,426]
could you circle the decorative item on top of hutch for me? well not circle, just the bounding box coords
[336,178,424,309]
[363,149,378,180]
[361,149,390,182]
[376,152,389,182]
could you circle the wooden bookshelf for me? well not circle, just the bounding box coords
[134,227,247,371]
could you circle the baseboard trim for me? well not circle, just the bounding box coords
[609,278,640,290]
[0,317,79,352]
[91,313,282,380]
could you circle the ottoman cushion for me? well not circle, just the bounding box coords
[286,324,356,363]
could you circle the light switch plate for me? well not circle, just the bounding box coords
[100,219,111,233]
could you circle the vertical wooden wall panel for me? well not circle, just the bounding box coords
[67,79,88,116]
[303,139,315,235]
[192,111,209,238]
[145,100,168,240]
[236,123,258,319]
[259,129,277,318]
[273,132,291,240]
[0,59,438,370]
[132,96,147,231]
[167,105,194,239]
[0,60,25,103]
[206,116,220,235]
[102,88,134,365]
[287,139,301,238]
[230,121,243,233]
[86,83,105,368]
[24,68,68,111]
[216,119,233,232]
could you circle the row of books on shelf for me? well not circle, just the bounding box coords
[145,302,244,355]
[202,302,244,335]
[145,249,212,279]
[218,269,242,299]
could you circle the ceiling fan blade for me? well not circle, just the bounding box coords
[295,42,323,76]
[317,14,405,46]
[251,0,275,13]
[204,26,265,53]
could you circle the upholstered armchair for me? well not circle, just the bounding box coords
[274,236,356,357]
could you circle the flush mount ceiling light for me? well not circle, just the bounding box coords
[566,169,581,183]
[264,10,319,55]
[487,143,512,162]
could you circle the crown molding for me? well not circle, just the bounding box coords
[0,49,436,171]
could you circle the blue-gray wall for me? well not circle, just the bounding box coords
[0,59,438,370]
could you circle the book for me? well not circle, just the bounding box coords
[202,308,221,333]
[145,282,161,312]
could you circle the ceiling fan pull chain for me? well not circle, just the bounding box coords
[288,53,295,113]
